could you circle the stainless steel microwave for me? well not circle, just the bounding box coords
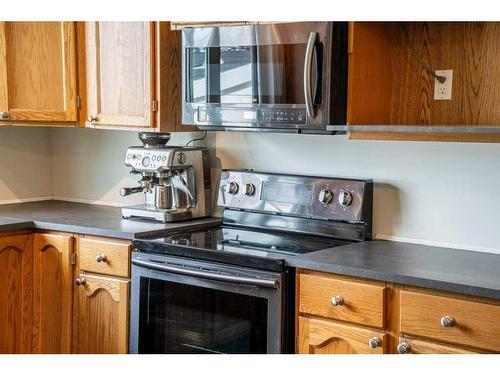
[181,22,348,133]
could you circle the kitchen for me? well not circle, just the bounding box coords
[0,0,499,373]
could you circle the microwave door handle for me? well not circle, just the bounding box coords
[304,32,318,118]
[132,258,279,289]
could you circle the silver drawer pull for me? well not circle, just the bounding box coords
[331,295,344,306]
[368,337,382,349]
[75,277,86,286]
[397,342,411,354]
[96,254,108,263]
[0,111,9,120]
[440,315,455,328]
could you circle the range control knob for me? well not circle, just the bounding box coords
[244,183,256,196]
[227,182,239,195]
[318,189,334,204]
[338,190,353,206]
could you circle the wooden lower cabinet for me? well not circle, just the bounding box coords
[298,317,386,354]
[397,338,478,354]
[72,273,130,354]
[0,233,33,353]
[32,233,74,354]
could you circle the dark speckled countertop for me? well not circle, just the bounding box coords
[0,200,499,300]
[0,200,221,239]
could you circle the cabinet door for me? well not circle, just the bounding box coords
[298,317,386,354]
[73,273,130,354]
[397,338,479,354]
[86,22,154,128]
[32,233,73,354]
[0,233,33,353]
[0,22,77,123]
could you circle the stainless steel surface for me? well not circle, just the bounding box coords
[338,190,353,206]
[96,255,107,263]
[330,295,344,306]
[318,189,333,204]
[397,342,411,354]
[87,115,97,123]
[342,125,500,134]
[121,135,212,223]
[440,315,455,328]
[368,337,382,349]
[217,170,372,224]
[0,111,9,120]
[181,22,344,133]
[304,31,318,118]
[131,258,279,289]
[75,277,86,286]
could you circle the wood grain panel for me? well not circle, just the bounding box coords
[33,233,73,354]
[78,237,131,278]
[298,317,386,354]
[299,272,386,328]
[86,22,154,128]
[0,22,77,123]
[348,22,500,142]
[0,234,33,353]
[73,274,130,354]
[398,337,480,354]
[400,289,500,352]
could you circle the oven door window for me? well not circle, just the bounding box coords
[138,277,269,354]
[186,43,321,106]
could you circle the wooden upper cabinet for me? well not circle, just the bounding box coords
[32,233,73,354]
[86,22,154,128]
[0,22,78,124]
[73,273,130,354]
[0,233,33,354]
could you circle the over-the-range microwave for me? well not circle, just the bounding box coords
[181,22,348,133]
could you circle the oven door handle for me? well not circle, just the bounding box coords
[132,258,280,289]
[304,31,318,119]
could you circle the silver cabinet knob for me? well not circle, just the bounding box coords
[88,115,97,123]
[338,190,353,206]
[397,342,411,354]
[368,337,382,349]
[227,182,239,195]
[0,111,9,120]
[440,315,455,328]
[318,189,333,204]
[75,277,86,286]
[96,254,108,263]
[331,295,344,306]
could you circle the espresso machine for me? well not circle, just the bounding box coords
[120,133,212,222]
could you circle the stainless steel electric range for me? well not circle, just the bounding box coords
[130,170,373,354]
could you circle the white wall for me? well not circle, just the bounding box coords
[2,126,500,254]
[0,127,52,203]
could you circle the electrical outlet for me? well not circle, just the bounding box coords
[434,69,453,100]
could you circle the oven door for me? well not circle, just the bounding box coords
[129,253,287,354]
[181,22,347,132]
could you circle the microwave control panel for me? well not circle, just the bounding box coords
[197,107,307,125]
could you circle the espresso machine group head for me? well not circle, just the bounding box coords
[120,133,212,223]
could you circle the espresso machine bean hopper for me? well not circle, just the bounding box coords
[120,133,212,222]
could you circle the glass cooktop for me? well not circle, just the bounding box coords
[134,226,349,271]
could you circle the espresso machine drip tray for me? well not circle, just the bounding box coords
[121,205,193,223]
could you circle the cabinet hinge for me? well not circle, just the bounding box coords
[76,96,81,109]
[71,252,76,265]
[152,99,158,112]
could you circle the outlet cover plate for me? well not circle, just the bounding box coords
[434,69,453,100]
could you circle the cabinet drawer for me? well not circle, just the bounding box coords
[78,238,131,278]
[400,290,500,352]
[397,338,479,354]
[299,272,386,328]
[298,316,386,354]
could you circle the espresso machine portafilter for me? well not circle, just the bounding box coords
[120,133,211,223]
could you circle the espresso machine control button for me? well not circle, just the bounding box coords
[318,189,334,204]
[227,182,239,195]
[244,183,256,196]
[142,156,151,167]
[177,152,186,164]
[338,190,353,206]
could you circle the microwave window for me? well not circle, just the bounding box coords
[186,43,314,105]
